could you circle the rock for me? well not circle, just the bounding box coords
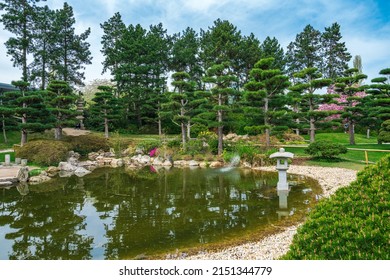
[17,167,29,182]
[78,160,97,170]
[140,155,151,165]
[88,152,99,161]
[242,161,252,168]
[188,160,199,166]
[58,162,77,172]
[46,166,60,177]
[162,160,173,167]
[151,157,164,166]
[111,158,124,167]
[199,162,208,168]
[74,167,91,177]
[135,147,144,154]
[209,161,223,168]
[29,175,51,184]
[173,160,186,166]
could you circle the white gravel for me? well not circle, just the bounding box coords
[167,165,358,260]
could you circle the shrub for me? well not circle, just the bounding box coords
[16,140,71,166]
[282,154,390,260]
[305,140,347,159]
[136,139,162,153]
[282,131,306,144]
[378,119,390,143]
[65,134,110,155]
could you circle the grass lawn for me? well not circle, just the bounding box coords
[0,151,15,163]
[302,132,378,144]
[0,130,21,149]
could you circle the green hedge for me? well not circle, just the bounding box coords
[283,154,390,259]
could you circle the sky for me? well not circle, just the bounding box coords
[1,0,389,87]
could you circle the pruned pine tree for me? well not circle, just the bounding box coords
[203,62,238,155]
[90,86,121,138]
[360,68,389,143]
[334,68,367,145]
[9,81,50,146]
[244,58,290,147]
[46,80,77,140]
[289,68,332,142]
[161,72,200,151]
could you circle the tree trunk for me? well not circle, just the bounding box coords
[55,127,62,140]
[158,118,162,136]
[21,128,28,146]
[104,117,109,138]
[2,117,7,144]
[264,97,270,147]
[181,106,186,151]
[187,120,191,139]
[309,99,315,143]
[366,128,370,139]
[349,120,355,145]
[217,94,223,156]
[21,112,27,146]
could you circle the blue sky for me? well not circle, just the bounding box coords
[1,0,389,87]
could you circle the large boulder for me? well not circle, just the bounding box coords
[58,162,77,172]
[29,174,51,184]
[111,158,124,168]
[209,161,224,168]
[74,167,91,177]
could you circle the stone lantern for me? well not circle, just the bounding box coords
[76,92,85,130]
[270,148,294,191]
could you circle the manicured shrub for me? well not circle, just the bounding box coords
[378,119,390,143]
[282,154,390,260]
[305,140,347,159]
[15,140,72,166]
[65,134,110,155]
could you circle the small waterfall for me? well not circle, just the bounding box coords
[220,155,240,172]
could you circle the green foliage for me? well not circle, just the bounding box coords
[305,140,347,159]
[186,139,205,156]
[15,140,71,166]
[65,134,109,155]
[283,154,390,259]
[378,120,390,143]
[137,140,162,153]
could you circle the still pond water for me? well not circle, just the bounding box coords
[0,167,321,260]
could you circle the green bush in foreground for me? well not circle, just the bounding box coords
[282,154,390,259]
[15,140,72,166]
[305,140,347,159]
[65,134,110,155]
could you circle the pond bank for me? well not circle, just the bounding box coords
[167,165,358,260]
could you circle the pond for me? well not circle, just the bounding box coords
[0,166,321,260]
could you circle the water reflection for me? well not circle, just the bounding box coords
[0,167,321,260]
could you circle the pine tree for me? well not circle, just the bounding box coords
[244,58,290,147]
[321,22,352,81]
[260,36,285,71]
[46,80,77,140]
[334,68,367,145]
[51,3,92,86]
[7,81,50,146]
[90,86,121,138]
[363,68,390,143]
[203,62,238,155]
[289,68,332,142]
[29,5,56,89]
[286,24,322,79]
[171,27,202,89]
[0,0,43,82]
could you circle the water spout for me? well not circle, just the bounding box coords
[220,155,240,172]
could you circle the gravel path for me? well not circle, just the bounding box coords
[168,165,358,260]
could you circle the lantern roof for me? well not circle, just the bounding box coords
[270,148,294,159]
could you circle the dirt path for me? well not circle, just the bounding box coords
[62,128,91,136]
